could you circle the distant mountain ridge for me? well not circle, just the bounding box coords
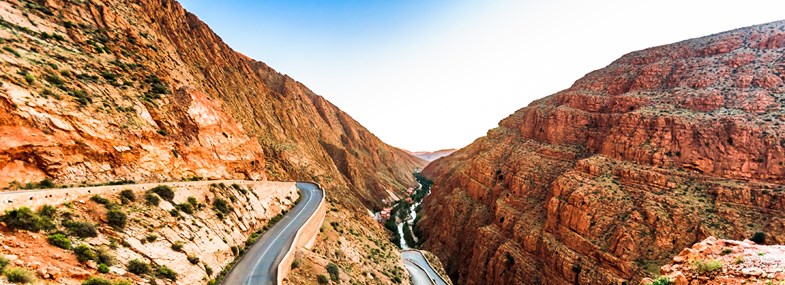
[406,149,457,162]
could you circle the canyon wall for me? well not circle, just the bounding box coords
[419,20,785,284]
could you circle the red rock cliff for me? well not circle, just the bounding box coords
[0,0,425,209]
[419,20,785,284]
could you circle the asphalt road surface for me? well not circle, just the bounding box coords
[222,182,323,285]
[402,250,449,285]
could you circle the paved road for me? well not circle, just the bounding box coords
[222,182,324,285]
[402,250,449,285]
[404,259,434,285]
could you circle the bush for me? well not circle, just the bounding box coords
[47,233,71,249]
[64,220,98,238]
[652,276,673,285]
[187,196,198,208]
[157,265,177,281]
[204,264,213,276]
[291,258,301,269]
[127,259,150,275]
[91,195,110,205]
[96,247,115,265]
[74,244,97,263]
[692,259,722,274]
[751,232,766,244]
[1,207,54,232]
[98,263,110,273]
[82,277,111,285]
[317,274,329,284]
[326,262,340,282]
[150,185,174,201]
[37,205,57,218]
[119,189,136,203]
[0,256,8,272]
[177,203,194,215]
[187,255,200,264]
[171,241,184,251]
[145,234,158,242]
[145,192,161,206]
[4,267,35,283]
[107,209,127,229]
[212,198,231,215]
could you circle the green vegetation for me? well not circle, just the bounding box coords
[751,232,766,244]
[145,234,158,242]
[91,195,111,205]
[63,220,98,238]
[145,192,161,206]
[157,265,177,281]
[187,255,200,264]
[24,72,35,84]
[3,46,20,57]
[127,259,150,275]
[691,259,722,274]
[82,276,131,285]
[98,263,110,273]
[187,196,199,208]
[107,209,127,229]
[651,276,673,285]
[177,202,194,214]
[45,74,65,86]
[402,221,416,247]
[326,262,340,282]
[69,89,91,106]
[47,233,71,249]
[317,274,329,284]
[4,267,35,283]
[150,185,174,200]
[0,256,9,272]
[171,241,184,252]
[74,244,98,263]
[119,189,136,203]
[1,207,54,232]
[212,198,232,216]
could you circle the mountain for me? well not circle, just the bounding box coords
[417,20,785,284]
[0,0,425,283]
[406,149,457,162]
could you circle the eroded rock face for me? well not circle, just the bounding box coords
[419,21,785,284]
[0,0,424,209]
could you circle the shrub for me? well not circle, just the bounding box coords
[96,247,115,265]
[651,276,673,285]
[157,265,177,281]
[145,234,158,242]
[45,74,65,85]
[150,185,174,200]
[145,192,161,206]
[317,274,329,284]
[177,203,194,215]
[37,205,57,218]
[107,209,127,229]
[74,244,97,263]
[187,255,199,264]
[1,207,54,232]
[98,263,110,273]
[64,220,98,238]
[119,189,136,203]
[212,198,231,215]
[187,196,199,208]
[291,258,301,269]
[4,267,35,283]
[171,241,184,251]
[0,256,9,272]
[127,259,150,275]
[91,195,110,205]
[47,233,71,249]
[204,264,213,276]
[751,232,766,244]
[692,259,722,274]
[326,262,340,282]
[82,277,111,285]
[24,73,35,84]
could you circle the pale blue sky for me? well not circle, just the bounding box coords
[179,0,785,151]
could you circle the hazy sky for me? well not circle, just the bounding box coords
[178,0,785,151]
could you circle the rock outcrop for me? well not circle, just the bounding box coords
[418,20,785,284]
[640,236,785,285]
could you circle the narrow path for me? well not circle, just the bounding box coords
[402,250,449,285]
[222,182,324,285]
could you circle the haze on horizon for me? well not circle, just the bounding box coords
[179,0,785,152]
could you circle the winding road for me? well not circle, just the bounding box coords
[222,182,324,285]
[402,250,450,285]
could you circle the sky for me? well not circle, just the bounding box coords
[178,0,785,152]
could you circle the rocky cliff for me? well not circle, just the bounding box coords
[418,20,785,284]
[0,0,424,283]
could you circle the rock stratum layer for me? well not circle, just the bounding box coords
[419,21,785,284]
[0,0,424,209]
